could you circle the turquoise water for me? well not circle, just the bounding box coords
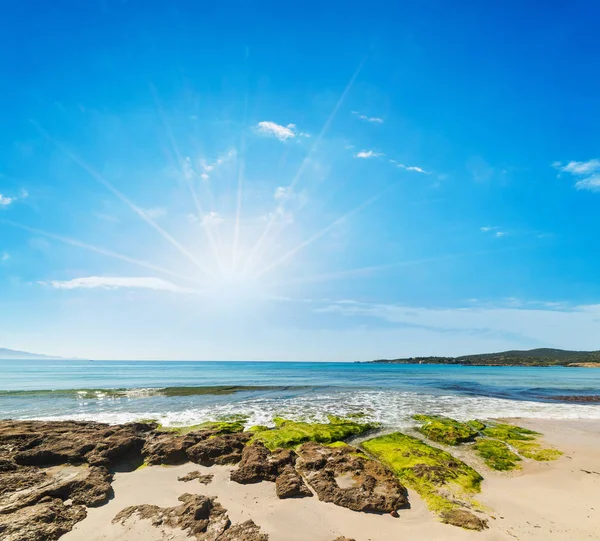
[1,360,599,427]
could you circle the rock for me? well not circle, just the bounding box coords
[332,538,356,541]
[187,432,253,466]
[413,415,478,446]
[295,442,407,513]
[178,471,214,484]
[219,520,269,540]
[0,497,87,541]
[441,509,488,531]
[230,442,296,484]
[113,493,268,540]
[0,420,154,540]
[275,465,312,499]
[143,432,207,465]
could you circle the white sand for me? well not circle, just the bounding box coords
[63,419,600,541]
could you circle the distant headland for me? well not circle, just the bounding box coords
[370,348,600,367]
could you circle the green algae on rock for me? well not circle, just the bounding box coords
[157,419,247,435]
[481,422,562,462]
[250,416,379,451]
[473,439,521,471]
[361,432,487,530]
[413,414,479,445]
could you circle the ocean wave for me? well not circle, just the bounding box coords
[22,389,600,428]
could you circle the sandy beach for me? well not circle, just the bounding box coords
[56,418,600,541]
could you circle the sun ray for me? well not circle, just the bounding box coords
[232,96,248,269]
[0,218,204,286]
[243,58,367,275]
[253,179,396,279]
[150,87,224,270]
[32,121,217,279]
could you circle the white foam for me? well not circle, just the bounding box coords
[28,390,600,427]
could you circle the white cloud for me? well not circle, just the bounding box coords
[316,299,600,351]
[480,226,506,237]
[391,160,429,174]
[354,150,383,159]
[352,111,384,124]
[202,211,224,227]
[0,195,14,207]
[0,188,29,208]
[575,174,600,192]
[553,159,600,192]
[41,276,188,293]
[555,159,600,175]
[1,252,9,262]
[143,207,167,219]
[480,226,496,232]
[495,231,506,237]
[256,121,308,141]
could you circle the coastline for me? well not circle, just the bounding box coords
[64,418,600,541]
[1,416,599,540]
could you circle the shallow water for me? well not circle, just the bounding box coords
[1,360,599,427]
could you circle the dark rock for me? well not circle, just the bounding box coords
[178,471,214,484]
[296,442,407,513]
[332,538,356,541]
[230,442,296,484]
[187,432,252,466]
[441,509,489,531]
[275,465,312,499]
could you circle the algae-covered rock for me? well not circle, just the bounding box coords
[361,432,486,530]
[481,422,562,462]
[413,415,478,445]
[473,439,521,471]
[296,441,407,513]
[250,416,379,450]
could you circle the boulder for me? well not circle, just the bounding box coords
[178,470,214,484]
[275,465,312,499]
[230,442,296,484]
[295,442,407,513]
[187,432,252,466]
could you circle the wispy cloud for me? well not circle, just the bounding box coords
[0,195,13,207]
[1,252,9,262]
[256,121,309,141]
[41,276,189,293]
[355,150,383,159]
[198,149,237,179]
[315,298,600,350]
[480,226,506,237]
[351,111,384,124]
[553,159,600,192]
[388,159,429,174]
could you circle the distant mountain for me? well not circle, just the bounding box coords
[0,348,67,360]
[371,348,600,367]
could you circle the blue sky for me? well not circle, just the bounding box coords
[1,1,600,360]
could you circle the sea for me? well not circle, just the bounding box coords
[1,360,599,428]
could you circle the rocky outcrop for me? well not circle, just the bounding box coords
[230,442,312,499]
[0,497,87,541]
[187,432,253,466]
[275,465,312,499]
[113,493,268,540]
[295,442,407,513]
[230,442,296,483]
[0,420,153,539]
[178,471,214,484]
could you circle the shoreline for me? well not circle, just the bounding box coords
[1,416,599,540]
